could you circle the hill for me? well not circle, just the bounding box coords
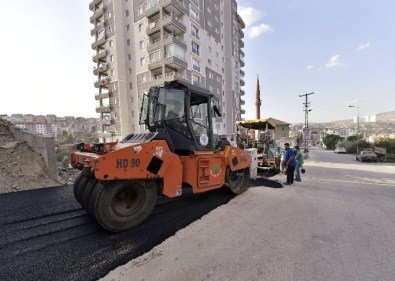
[311,110,395,128]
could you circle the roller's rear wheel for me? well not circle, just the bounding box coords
[73,168,93,204]
[93,180,158,232]
[225,167,250,195]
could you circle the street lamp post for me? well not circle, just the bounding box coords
[348,105,360,154]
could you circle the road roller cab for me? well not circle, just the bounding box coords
[70,80,251,232]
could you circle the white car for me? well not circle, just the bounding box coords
[334,147,346,154]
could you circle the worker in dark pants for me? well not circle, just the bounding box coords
[283,143,297,185]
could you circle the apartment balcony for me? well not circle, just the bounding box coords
[93,63,108,75]
[94,78,109,88]
[240,99,246,106]
[91,36,106,49]
[163,34,187,50]
[240,29,244,38]
[240,109,246,115]
[147,38,162,53]
[163,54,187,70]
[237,13,246,29]
[240,39,245,48]
[90,6,104,23]
[162,0,189,18]
[146,20,161,36]
[240,49,245,58]
[98,119,113,126]
[96,105,112,113]
[240,78,245,86]
[240,69,245,77]
[92,50,107,62]
[89,0,103,11]
[162,13,186,35]
[148,59,162,71]
[95,91,111,100]
[91,21,104,36]
[140,71,190,88]
[240,89,245,96]
[145,1,160,18]
[240,58,245,67]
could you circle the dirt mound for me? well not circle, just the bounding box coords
[0,118,60,194]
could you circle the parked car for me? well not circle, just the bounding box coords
[334,147,347,154]
[356,150,378,162]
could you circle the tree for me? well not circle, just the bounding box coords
[56,149,69,162]
[61,156,70,168]
[66,133,75,144]
[323,134,344,150]
[61,130,69,142]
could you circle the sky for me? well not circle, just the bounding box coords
[0,0,394,123]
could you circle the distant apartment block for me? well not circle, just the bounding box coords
[4,114,98,139]
[354,114,377,124]
[90,0,246,141]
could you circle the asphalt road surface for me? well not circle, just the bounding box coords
[102,147,395,281]
[0,184,236,281]
[1,147,394,281]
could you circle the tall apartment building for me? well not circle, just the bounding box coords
[90,0,246,141]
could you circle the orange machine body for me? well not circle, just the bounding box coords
[71,140,251,198]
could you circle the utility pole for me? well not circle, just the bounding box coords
[299,92,314,152]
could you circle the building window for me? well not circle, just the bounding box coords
[110,55,114,62]
[190,8,199,22]
[108,12,112,18]
[209,72,213,79]
[140,57,146,65]
[191,25,199,40]
[208,46,211,53]
[111,69,115,76]
[128,68,132,75]
[127,24,130,31]
[109,40,113,47]
[138,23,143,32]
[192,57,200,72]
[192,74,200,86]
[138,6,144,16]
[192,41,200,56]
[139,40,145,49]
[208,59,212,66]
[125,10,129,17]
[127,39,130,46]
[128,54,131,60]
[129,83,133,90]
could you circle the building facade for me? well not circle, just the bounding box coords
[90,0,246,141]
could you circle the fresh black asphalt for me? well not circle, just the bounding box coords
[0,184,237,281]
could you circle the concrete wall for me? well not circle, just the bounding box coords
[9,126,58,180]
